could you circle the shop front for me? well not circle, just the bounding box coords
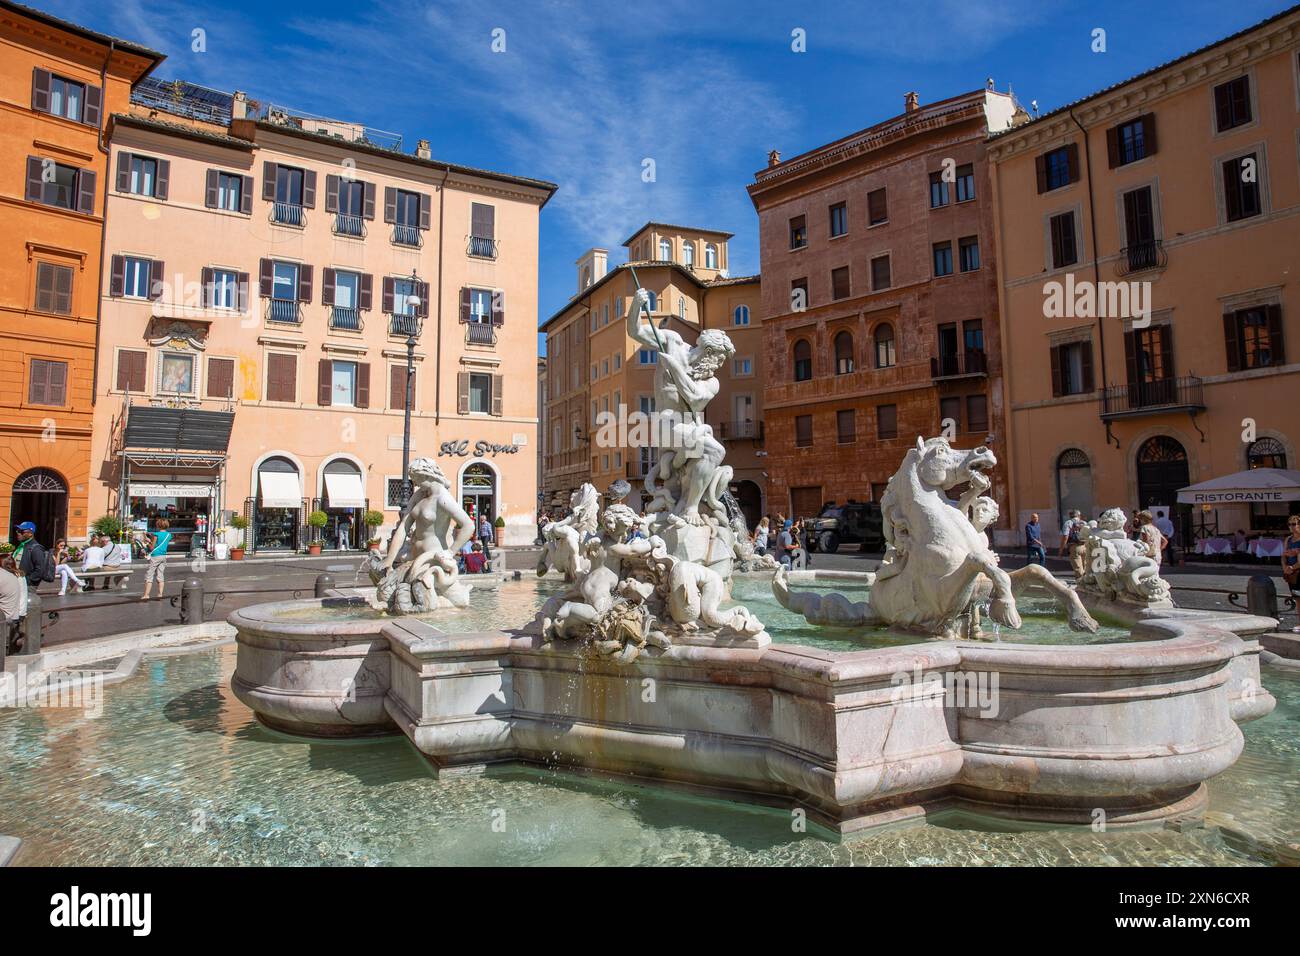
[460,461,497,531]
[249,456,305,552]
[316,458,367,551]
[127,482,215,553]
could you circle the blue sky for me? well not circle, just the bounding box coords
[42,0,1293,344]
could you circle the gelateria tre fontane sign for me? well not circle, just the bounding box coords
[439,439,520,457]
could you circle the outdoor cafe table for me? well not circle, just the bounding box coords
[1249,538,1285,559]
[1195,537,1234,556]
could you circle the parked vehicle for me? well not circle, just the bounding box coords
[809,500,885,553]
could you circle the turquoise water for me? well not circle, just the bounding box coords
[0,645,1295,866]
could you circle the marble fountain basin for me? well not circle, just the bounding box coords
[228,577,1277,837]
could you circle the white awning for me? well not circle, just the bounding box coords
[1177,468,1300,504]
[258,470,303,508]
[324,472,366,509]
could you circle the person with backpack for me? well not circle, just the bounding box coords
[1059,510,1087,579]
[141,518,173,601]
[12,521,55,589]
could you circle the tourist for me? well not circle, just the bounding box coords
[464,541,487,574]
[777,519,800,568]
[798,519,814,568]
[1281,516,1300,594]
[1059,511,1087,579]
[81,534,109,589]
[1153,508,1176,564]
[12,521,52,588]
[1135,511,1164,569]
[141,519,173,601]
[752,517,770,556]
[1233,528,1249,553]
[53,538,86,596]
[1025,513,1045,566]
[337,514,352,551]
[1,553,25,627]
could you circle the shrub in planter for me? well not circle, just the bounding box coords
[364,510,385,549]
[229,515,249,558]
[91,514,125,541]
[307,510,328,554]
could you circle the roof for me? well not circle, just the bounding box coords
[622,221,735,247]
[111,112,254,150]
[1,1,164,69]
[705,273,760,288]
[991,3,1300,139]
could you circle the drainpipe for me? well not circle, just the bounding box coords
[1068,108,1117,448]
[434,164,449,424]
[90,41,115,406]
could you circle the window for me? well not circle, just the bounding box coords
[790,277,808,311]
[126,155,159,196]
[705,244,718,268]
[877,404,898,440]
[28,359,67,406]
[638,348,657,365]
[868,188,888,225]
[793,339,813,381]
[1222,153,1261,222]
[1049,212,1078,268]
[834,331,854,374]
[1247,437,1287,470]
[1125,326,1171,392]
[645,290,658,312]
[34,262,73,314]
[831,266,851,300]
[836,409,855,444]
[659,238,671,260]
[386,478,406,508]
[966,394,988,433]
[158,352,196,395]
[683,241,694,266]
[614,353,622,370]
[116,349,146,392]
[733,305,750,326]
[391,188,422,245]
[217,172,242,211]
[211,269,240,310]
[958,236,980,272]
[122,256,153,298]
[272,262,298,300]
[1224,305,1284,371]
[592,364,599,381]
[46,74,86,121]
[933,242,953,277]
[268,164,308,225]
[955,164,975,202]
[789,215,807,249]
[392,277,418,315]
[929,171,949,208]
[733,357,753,376]
[1213,76,1252,132]
[964,320,984,356]
[468,372,492,413]
[467,288,492,322]
[1109,115,1156,166]
[1123,186,1157,249]
[31,70,100,125]
[871,254,891,290]
[601,358,609,377]
[469,202,495,257]
[795,415,813,447]
[27,158,87,211]
[1051,340,1094,396]
[332,360,358,406]
[207,357,235,399]
[1037,145,1078,192]
[829,202,847,238]
[875,324,896,368]
[940,397,961,432]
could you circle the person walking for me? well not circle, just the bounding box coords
[1153,508,1176,565]
[1059,511,1087,579]
[337,514,352,552]
[777,519,798,568]
[1135,511,1165,569]
[752,517,770,556]
[140,519,173,601]
[53,538,86,595]
[1025,513,1046,566]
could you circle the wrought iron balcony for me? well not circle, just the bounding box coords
[392,224,422,248]
[266,298,302,324]
[466,321,496,346]
[718,420,763,441]
[333,214,366,238]
[1100,375,1205,420]
[930,349,987,379]
[467,235,498,259]
[270,202,305,227]
[389,312,421,337]
[330,306,362,331]
[1117,238,1167,276]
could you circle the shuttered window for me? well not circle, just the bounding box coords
[1050,341,1094,397]
[831,266,850,300]
[1049,212,1078,268]
[265,353,297,403]
[26,157,95,213]
[966,394,989,433]
[867,188,887,226]
[390,365,414,409]
[870,254,891,290]
[794,415,813,447]
[1224,305,1285,372]
[34,262,73,314]
[31,69,101,126]
[115,349,147,392]
[207,357,235,398]
[28,359,67,406]
[1222,154,1262,222]
[1035,144,1078,193]
[876,404,898,440]
[1213,76,1252,132]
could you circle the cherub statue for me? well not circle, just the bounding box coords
[1081,508,1171,604]
[537,483,600,582]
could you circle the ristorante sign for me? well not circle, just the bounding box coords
[1185,491,1290,503]
[439,439,520,457]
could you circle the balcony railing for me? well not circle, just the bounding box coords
[330,306,362,331]
[931,349,987,379]
[627,458,658,480]
[270,202,306,227]
[333,214,366,238]
[392,223,422,248]
[718,420,763,441]
[1117,238,1167,276]
[467,235,498,259]
[466,321,496,346]
[1100,375,1205,419]
[266,298,302,324]
[389,313,421,337]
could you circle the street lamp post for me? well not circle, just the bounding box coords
[399,274,423,511]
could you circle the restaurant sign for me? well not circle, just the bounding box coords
[129,483,215,498]
[1187,491,1286,503]
[438,439,520,458]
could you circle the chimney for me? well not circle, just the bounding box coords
[416,139,431,159]
[904,91,920,113]
[232,91,248,120]
[767,149,781,167]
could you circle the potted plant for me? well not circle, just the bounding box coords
[364,510,385,551]
[229,515,249,559]
[307,510,328,555]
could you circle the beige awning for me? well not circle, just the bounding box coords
[324,472,366,509]
[258,470,302,508]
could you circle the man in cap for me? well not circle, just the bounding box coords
[12,521,51,588]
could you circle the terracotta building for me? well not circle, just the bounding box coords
[749,90,1021,534]
[541,224,765,525]
[0,1,160,546]
[87,83,555,550]
[987,7,1300,547]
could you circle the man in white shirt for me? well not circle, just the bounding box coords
[1153,509,1176,563]
[81,535,109,589]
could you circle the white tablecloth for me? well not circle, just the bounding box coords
[1249,538,1284,559]
[1195,537,1233,556]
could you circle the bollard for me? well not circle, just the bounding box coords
[20,591,42,655]
[180,579,204,624]
[315,573,335,598]
[1246,574,1279,618]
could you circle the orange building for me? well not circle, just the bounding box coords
[0,1,160,545]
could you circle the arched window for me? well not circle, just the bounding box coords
[874,323,896,368]
[1056,449,1093,522]
[1247,437,1287,469]
[733,305,750,326]
[834,331,855,374]
[705,244,718,269]
[658,238,671,261]
[792,339,813,381]
[682,241,694,267]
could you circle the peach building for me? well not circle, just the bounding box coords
[88,85,555,551]
[988,7,1300,547]
[0,1,160,546]
[540,224,766,526]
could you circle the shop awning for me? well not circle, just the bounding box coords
[1177,468,1300,504]
[123,406,234,452]
[324,472,366,509]
[258,471,303,508]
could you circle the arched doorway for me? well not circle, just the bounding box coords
[460,462,496,529]
[1055,449,1094,521]
[10,468,67,547]
[251,455,303,552]
[730,479,762,530]
[1246,438,1289,531]
[319,457,366,550]
[1137,436,1190,543]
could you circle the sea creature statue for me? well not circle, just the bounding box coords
[366,458,472,614]
[1079,508,1173,605]
[537,483,601,582]
[647,537,766,638]
[773,436,1099,640]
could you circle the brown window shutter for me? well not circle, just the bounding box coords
[322,268,335,306]
[268,353,296,402]
[491,375,503,416]
[1141,114,1157,156]
[363,182,376,220]
[51,360,68,405]
[54,264,72,313]
[1123,331,1139,386]
[31,68,51,113]
[237,272,250,313]
[1050,345,1062,397]
[262,162,277,201]
[116,151,132,192]
[1034,153,1048,194]
[492,290,505,326]
[325,174,339,213]
[1080,341,1094,392]
[457,372,470,415]
[109,255,125,296]
[34,262,54,311]
[1222,160,1241,221]
[75,169,96,214]
[149,260,165,300]
[1065,143,1080,184]
[1105,126,1120,168]
[117,349,146,391]
[155,159,170,201]
[318,358,332,406]
[359,273,373,311]
[25,156,44,202]
[240,176,254,214]
[1266,303,1285,365]
[472,203,495,238]
[298,264,313,303]
[1214,84,1231,131]
[205,169,219,207]
[419,193,431,230]
[460,287,472,323]
[390,365,411,409]
[259,259,273,297]
[201,266,213,308]
[416,281,429,318]
[383,187,396,223]
[1157,324,1173,378]
[1223,313,1243,371]
[356,363,370,408]
[207,357,234,398]
[302,170,316,209]
[382,276,394,313]
[83,84,102,127]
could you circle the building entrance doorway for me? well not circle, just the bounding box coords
[10,468,67,547]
